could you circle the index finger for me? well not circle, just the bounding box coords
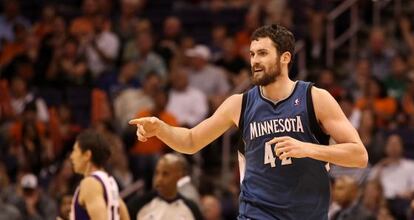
[129,118,145,125]
[266,136,290,145]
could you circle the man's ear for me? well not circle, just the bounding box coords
[280,52,291,65]
[85,150,92,161]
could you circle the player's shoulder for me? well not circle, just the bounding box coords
[216,94,244,122]
[310,85,331,97]
[310,85,342,119]
[226,93,243,102]
[310,85,335,105]
[78,176,104,201]
[220,93,243,109]
[80,176,103,190]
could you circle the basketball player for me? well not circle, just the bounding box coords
[69,130,130,220]
[129,24,368,219]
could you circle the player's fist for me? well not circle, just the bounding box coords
[266,136,310,160]
[129,117,161,142]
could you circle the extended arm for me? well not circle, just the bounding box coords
[130,94,242,154]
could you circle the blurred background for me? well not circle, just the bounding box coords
[0,0,414,219]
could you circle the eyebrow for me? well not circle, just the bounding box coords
[250,49,269,53]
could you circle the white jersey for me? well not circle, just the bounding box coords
[70,171,120,220]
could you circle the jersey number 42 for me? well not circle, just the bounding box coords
[264,142,292,167]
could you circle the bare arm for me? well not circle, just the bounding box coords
[129,94,242,154]
[119,198,130,220]
[308,87,368,167]
[271,87,368,168]
[400,17,414,53]
[78,177,108,220]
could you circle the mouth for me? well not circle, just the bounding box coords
[253,67,264,73]
[155,185,163,192]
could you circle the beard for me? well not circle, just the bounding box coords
[250,60,280,86]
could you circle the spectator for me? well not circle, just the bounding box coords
[342,58,372,101]
[384,54,410,100]
[47,37,91,88]
[113,0,140,42]
[358,109,386,165]
[96,61,140,100]
[330,175,375,220]
[338,93,361,129]
[209,25,228,62]
[316,68,344,99]
[157,16,183,67]
[7,101,55,175]
[166,68,208,127]
[9,76,49,122]
[0,0,30,50]
[81,14,120,78]
[56,194,72,220]
[360,27,395,81]
[234,7,260,53]
[32,5,56,42]
[47,104,82,157]
[0,23,28,68]
[356,77,397,127]
[34,16,69,87]
[69,0,98,40]
[123,32,167,83]
[305,12,326,70]
[360,180,388,217]
[113,73,160,132]
[201,195,222,220]
[215,37,248,78]
[369,134,414,219]
[4,173,58,220]
[186,44,230,109]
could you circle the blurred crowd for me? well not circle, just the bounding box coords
[0,0,414,219]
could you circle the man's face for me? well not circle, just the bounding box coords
[153,159,181,198]
[385,135,403,159]
[249,37,280,86]
[332,177,356,207]
[60,195,73,220]
[69,142,88,174]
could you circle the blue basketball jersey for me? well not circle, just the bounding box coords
[238,81,330,220]
[70,171,121,220]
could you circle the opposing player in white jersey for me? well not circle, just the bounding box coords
[69,130,130,220]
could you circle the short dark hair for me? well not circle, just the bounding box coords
[76,129,110,167]
[251,24,295,68]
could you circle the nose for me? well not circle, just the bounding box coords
[251,55,260,67]
[69,152,74,161]
[154,174,162,186]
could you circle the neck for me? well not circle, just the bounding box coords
[161,190,178,201]
[260,73,295,102]
[83,163,100,176]
[389,157,401,162]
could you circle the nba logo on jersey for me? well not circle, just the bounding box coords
[294,98,300,106]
